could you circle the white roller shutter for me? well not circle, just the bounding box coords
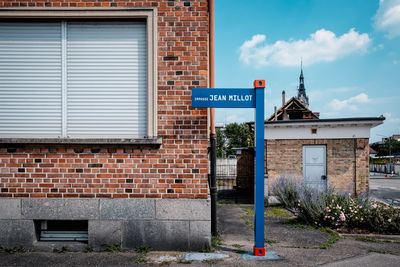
[66,21,148,138]
[0,20,148,139]
[0,22,62,138]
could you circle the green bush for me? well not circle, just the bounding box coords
[297,186,327,225]
[271,177,300,210]
[367,202,400,234]
[272,177,400,234]
[321,193,370,229]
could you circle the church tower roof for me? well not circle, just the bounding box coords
[297,60,309,107]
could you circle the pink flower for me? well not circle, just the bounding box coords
[339,212,346,222]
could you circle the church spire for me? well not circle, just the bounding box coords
[297,60,309,107]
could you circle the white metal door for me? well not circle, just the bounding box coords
[303,145,327,191]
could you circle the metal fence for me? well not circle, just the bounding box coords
[216,150,255,203]
[370,163,400,175]
[216,158,237,199]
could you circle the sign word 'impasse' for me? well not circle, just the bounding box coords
[191,88,255,108]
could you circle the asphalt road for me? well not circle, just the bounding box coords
[369,176,400,206]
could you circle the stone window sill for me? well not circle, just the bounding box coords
[0,137,162,147]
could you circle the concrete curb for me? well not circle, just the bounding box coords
[369,177,400,180]
[339,233,400,241]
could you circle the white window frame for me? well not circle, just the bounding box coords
[0,8,158,140]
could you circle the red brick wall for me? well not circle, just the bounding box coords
[0,0,210,199]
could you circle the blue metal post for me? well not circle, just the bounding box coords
[253,80,265,256]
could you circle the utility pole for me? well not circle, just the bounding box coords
[389,136,393,174]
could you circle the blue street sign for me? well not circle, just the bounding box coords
[192,88,255,108]
[192,82,267,256]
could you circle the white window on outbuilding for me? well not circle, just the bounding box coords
[0,13,157,140]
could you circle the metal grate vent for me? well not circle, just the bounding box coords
[36,220,88,242]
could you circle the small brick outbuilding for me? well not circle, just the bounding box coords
[265,117,384,195]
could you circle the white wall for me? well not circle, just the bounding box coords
[265,125,372,140]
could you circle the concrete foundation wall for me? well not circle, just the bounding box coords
[0,198,210,251]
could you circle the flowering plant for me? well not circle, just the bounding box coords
[272,177,400,234]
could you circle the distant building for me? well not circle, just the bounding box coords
[263,66,384,195]
[369,146,378,159]
[382,134,400,142]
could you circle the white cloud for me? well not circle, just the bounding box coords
[239,29,371,67]
[328,93,370,111]
[308,86,359,101]
[374,0,400,38]
[383,112,400,123]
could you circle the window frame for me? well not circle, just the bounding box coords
[0,8,158,143]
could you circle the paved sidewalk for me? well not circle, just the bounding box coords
[217,204,400,266]
[370,176,400,206]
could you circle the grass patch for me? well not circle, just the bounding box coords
[283,219,314,229]
[135,245,150,254]
[355,236,379,243]
[0,246,25,254]
[265,207,292,218]
[199,247,211,253]
[265,239,278,245]
[319,228,340,249]
[102,244,122,253]
[83,245,93,253]
[241,206,254,228]
[202,259,219,265]
[243,206,255,217]
[177,259,192,264]
[134,245,150,264]
[211,234,222,248]
[231,244,246,254]
[232,244,243,249]
[354,236,400,244]
[53,246,68,253]
[367,249,395,254]
[134,253,147,264]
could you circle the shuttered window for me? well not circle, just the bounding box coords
[0,20,148,139]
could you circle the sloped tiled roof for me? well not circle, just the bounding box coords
[268,97,319,121]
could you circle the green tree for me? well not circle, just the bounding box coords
[216,128,226,158]
[377,138,400,157]
[223,122,254,156]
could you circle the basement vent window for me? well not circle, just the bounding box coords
[35,220,88,242]
[311,128,317,134]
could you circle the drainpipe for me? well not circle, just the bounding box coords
[353,137,357,196]
[209,0,217,237]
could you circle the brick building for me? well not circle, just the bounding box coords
[0,0,211,250]
[265,68,384,195]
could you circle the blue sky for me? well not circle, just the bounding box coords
[214,0,400,142]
